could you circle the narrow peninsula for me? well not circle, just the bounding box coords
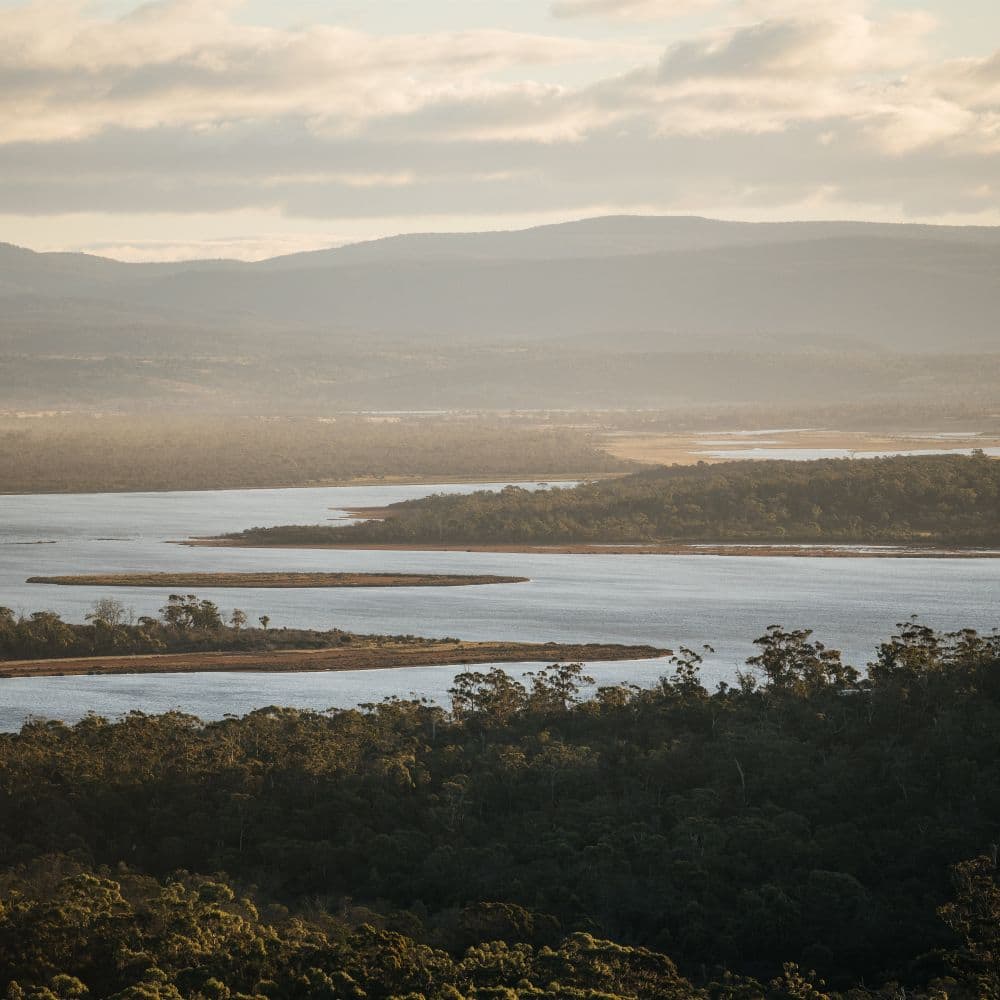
[0,600,665,679]
[0,640,667,679]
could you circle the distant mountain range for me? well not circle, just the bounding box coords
[2,216,998,411]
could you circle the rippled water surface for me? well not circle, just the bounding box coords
[2,483,998,728]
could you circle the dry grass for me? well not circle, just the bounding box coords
[0,640,668,679]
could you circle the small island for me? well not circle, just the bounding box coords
[27,571,529,588]
[201,453,1000,554]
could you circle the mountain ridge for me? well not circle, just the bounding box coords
[7,213,1000,270]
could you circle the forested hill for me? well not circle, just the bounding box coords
[231,453,1000,547]
[2,624,1000,998]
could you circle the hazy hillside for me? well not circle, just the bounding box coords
[2,216,998,411]
[115,236,998,350]
[257,215,1000,268]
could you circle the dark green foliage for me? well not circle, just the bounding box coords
[236,454,1000,546]
[939,854,1000,998]
[1,624,999,998]
[0,598,423,662]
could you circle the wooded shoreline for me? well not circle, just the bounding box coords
[213,455,1000,554]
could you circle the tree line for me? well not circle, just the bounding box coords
[0,596,393,661]
[232,454,1000,547]
[2,622,999,997]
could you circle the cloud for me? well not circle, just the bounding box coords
[0,0,598,143]
[587,6,996,156]
[0,0,981,153]
[655,10,934,79]
[551,0,717,20]
[2,0,1000,250]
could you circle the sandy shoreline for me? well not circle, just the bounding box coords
[600,429,1000,466]
[182,538,1000,558]
[0,640,668,680]
[0,473,600,498]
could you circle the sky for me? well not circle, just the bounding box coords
[2,0,1000,260]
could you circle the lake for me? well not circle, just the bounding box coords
[2,482,998,728]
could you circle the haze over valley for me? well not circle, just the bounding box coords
[4,215,999,412]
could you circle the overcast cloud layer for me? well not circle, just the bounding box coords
[3,0,1000,259]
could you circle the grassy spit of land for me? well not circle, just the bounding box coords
[3,601,661,673]
[0,640,668,679]
[26,572,529,588]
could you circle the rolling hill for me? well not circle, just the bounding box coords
[2,216,998,411]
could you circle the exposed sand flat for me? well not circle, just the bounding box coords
[26,571,529,588]
[0,640,669,679]
[601,428,1000,466]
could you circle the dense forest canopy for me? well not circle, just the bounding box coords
[2,623,1000,998]
[233,454,1000,547]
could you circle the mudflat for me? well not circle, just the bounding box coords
[26,572,529,588]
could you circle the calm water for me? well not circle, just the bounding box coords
[2,483,998,729]
[0,660,671,732]
[699,447,1000,460]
